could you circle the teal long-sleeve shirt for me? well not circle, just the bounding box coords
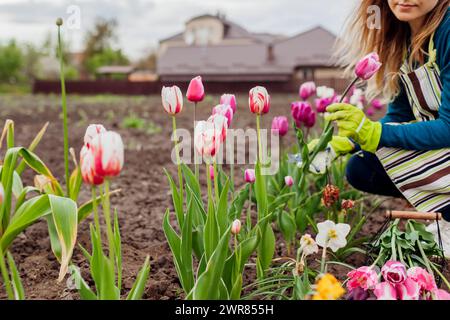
[379,9,450,150]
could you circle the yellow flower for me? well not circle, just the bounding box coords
[312,274,345,300]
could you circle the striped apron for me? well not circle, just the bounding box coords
[376,35,450,213]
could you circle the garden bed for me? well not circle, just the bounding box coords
[0,94,446,299]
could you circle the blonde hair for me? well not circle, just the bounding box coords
[335,0,449,102]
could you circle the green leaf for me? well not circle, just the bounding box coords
[180,198,194,293]
[164,169,184,228]
[6,252,24,300]
[126,256,150,300]
[278,211,296,243]
[203,190,218,261]
[16,122,49,176]
[69,167,82,201]
[77,189,120,223]
[69,265,97,300]
[48,195,78,282]
[114,209,122,291]
[228,184,249,221]
[193,226,232,300]
[217,179,230,235]
[99,256,120,300]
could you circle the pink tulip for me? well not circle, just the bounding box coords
[381,261,407,285]
[291,101,316,128]
[249,86,270,115]
[366,106,375,117]
[355,52,382,80]
[220,94,237,113]
[372,99,384,110]
[299,81,316,100]
[162,86,183,115]
[90,131,124,178]
[84,124,106,147]
[315,97,334,113]
[407,267,436,292]
[271,116,289,137]
[186,76,205,102]
[374,282,397,300]
[304,111,316,128]
[284,176,294,187]
[80,145,104,185]
[212,104,234,128]
[209,164,215,180]
[396,278,420,300]
[346,266,378,291]
[431,289,450,300]
[231,219,242,235]
[245,169,256,184]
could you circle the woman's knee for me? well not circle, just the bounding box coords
[345,154,369,190]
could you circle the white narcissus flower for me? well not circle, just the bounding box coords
[315,220,351,252]
[300,234,319,256]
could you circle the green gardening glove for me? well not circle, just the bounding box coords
[307,136,355,174]
[325,103,382,153]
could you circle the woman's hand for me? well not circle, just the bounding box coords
[307,136,355,174]
[325,103,382,153]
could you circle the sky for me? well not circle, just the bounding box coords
[0,0,359,60]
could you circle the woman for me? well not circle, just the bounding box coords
[319,1,450,255]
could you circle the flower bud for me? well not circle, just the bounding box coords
[244,169,256,184]
[186,76,205,102]
[231,219,242,235]
[220,94,237,113]
[299,81,316,100]
[84,124,106,147]
[249,86,270,115]
[355,52,382,80]
[284,176,294,187]
[90,131,124,178]
[56,18,63,26]
[271,116,289,137]
[162,86,183,115]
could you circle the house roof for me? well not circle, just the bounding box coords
[157,16,338,79]
[96,65,135,74]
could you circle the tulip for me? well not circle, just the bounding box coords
[381,261,407,285]
[162,86,183,115]
[431,289,450,300]
[186,76,205,102]
[316,220,350,252]
[249,86,270,115]
[372,99,384,110]
[220,94,237,113]
[284,176,294,187]
[231,219,242,235]
[291,101,316,128]
[374,282,397,300]
[299,81,316,100]
[207,114,228,142]
[84,124,106,147]
[346,266,378,291]
[0,183,4,205]
[271,116,289,137]
[90,131,124,178]
[209,164,215,180]
[304,111,316,128]
[355,52,382,80]
[316,86,335,99]
[315,97,334,113]
[375,278,420,300]
[407,267,436,292]
[244,169,256,184]
[299,234,319,256]
[322,184,340,208]
[212,104,234,128]
[80,145,104,185]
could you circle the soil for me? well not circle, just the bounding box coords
[0,94,446,300]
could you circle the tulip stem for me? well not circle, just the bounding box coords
[0,247,14,300]
[91,187,101,236]
[194,102,199,180]
[213,161,219,204]
[103,180,115,264]
[256,115,263,164]
[206,163,213,204]
[172,116,184,210]
[320,246,327,274]
[57,23,70,197]
[246,186,252,233]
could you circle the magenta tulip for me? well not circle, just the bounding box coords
[186,76,205,102]
[355,52,382,80]
[244,169,256,184]
[220,94,237,113]
[299,81,316,100]
[271,116,289,137]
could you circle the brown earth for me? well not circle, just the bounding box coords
[0,94,445,300]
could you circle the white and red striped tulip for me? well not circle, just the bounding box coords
[80,145,104,185]
[249,86,270,115]
[212,104,234,128]
[90,131,124,178]
[84,124,106,147]
[207,114,228,142]
[220,94,237,113]
[162,86,183,115]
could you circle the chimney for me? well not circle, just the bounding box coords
[267,44,275,63]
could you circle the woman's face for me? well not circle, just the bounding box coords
[387,0,439,22]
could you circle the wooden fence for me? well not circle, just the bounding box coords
[33,78,349,95]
